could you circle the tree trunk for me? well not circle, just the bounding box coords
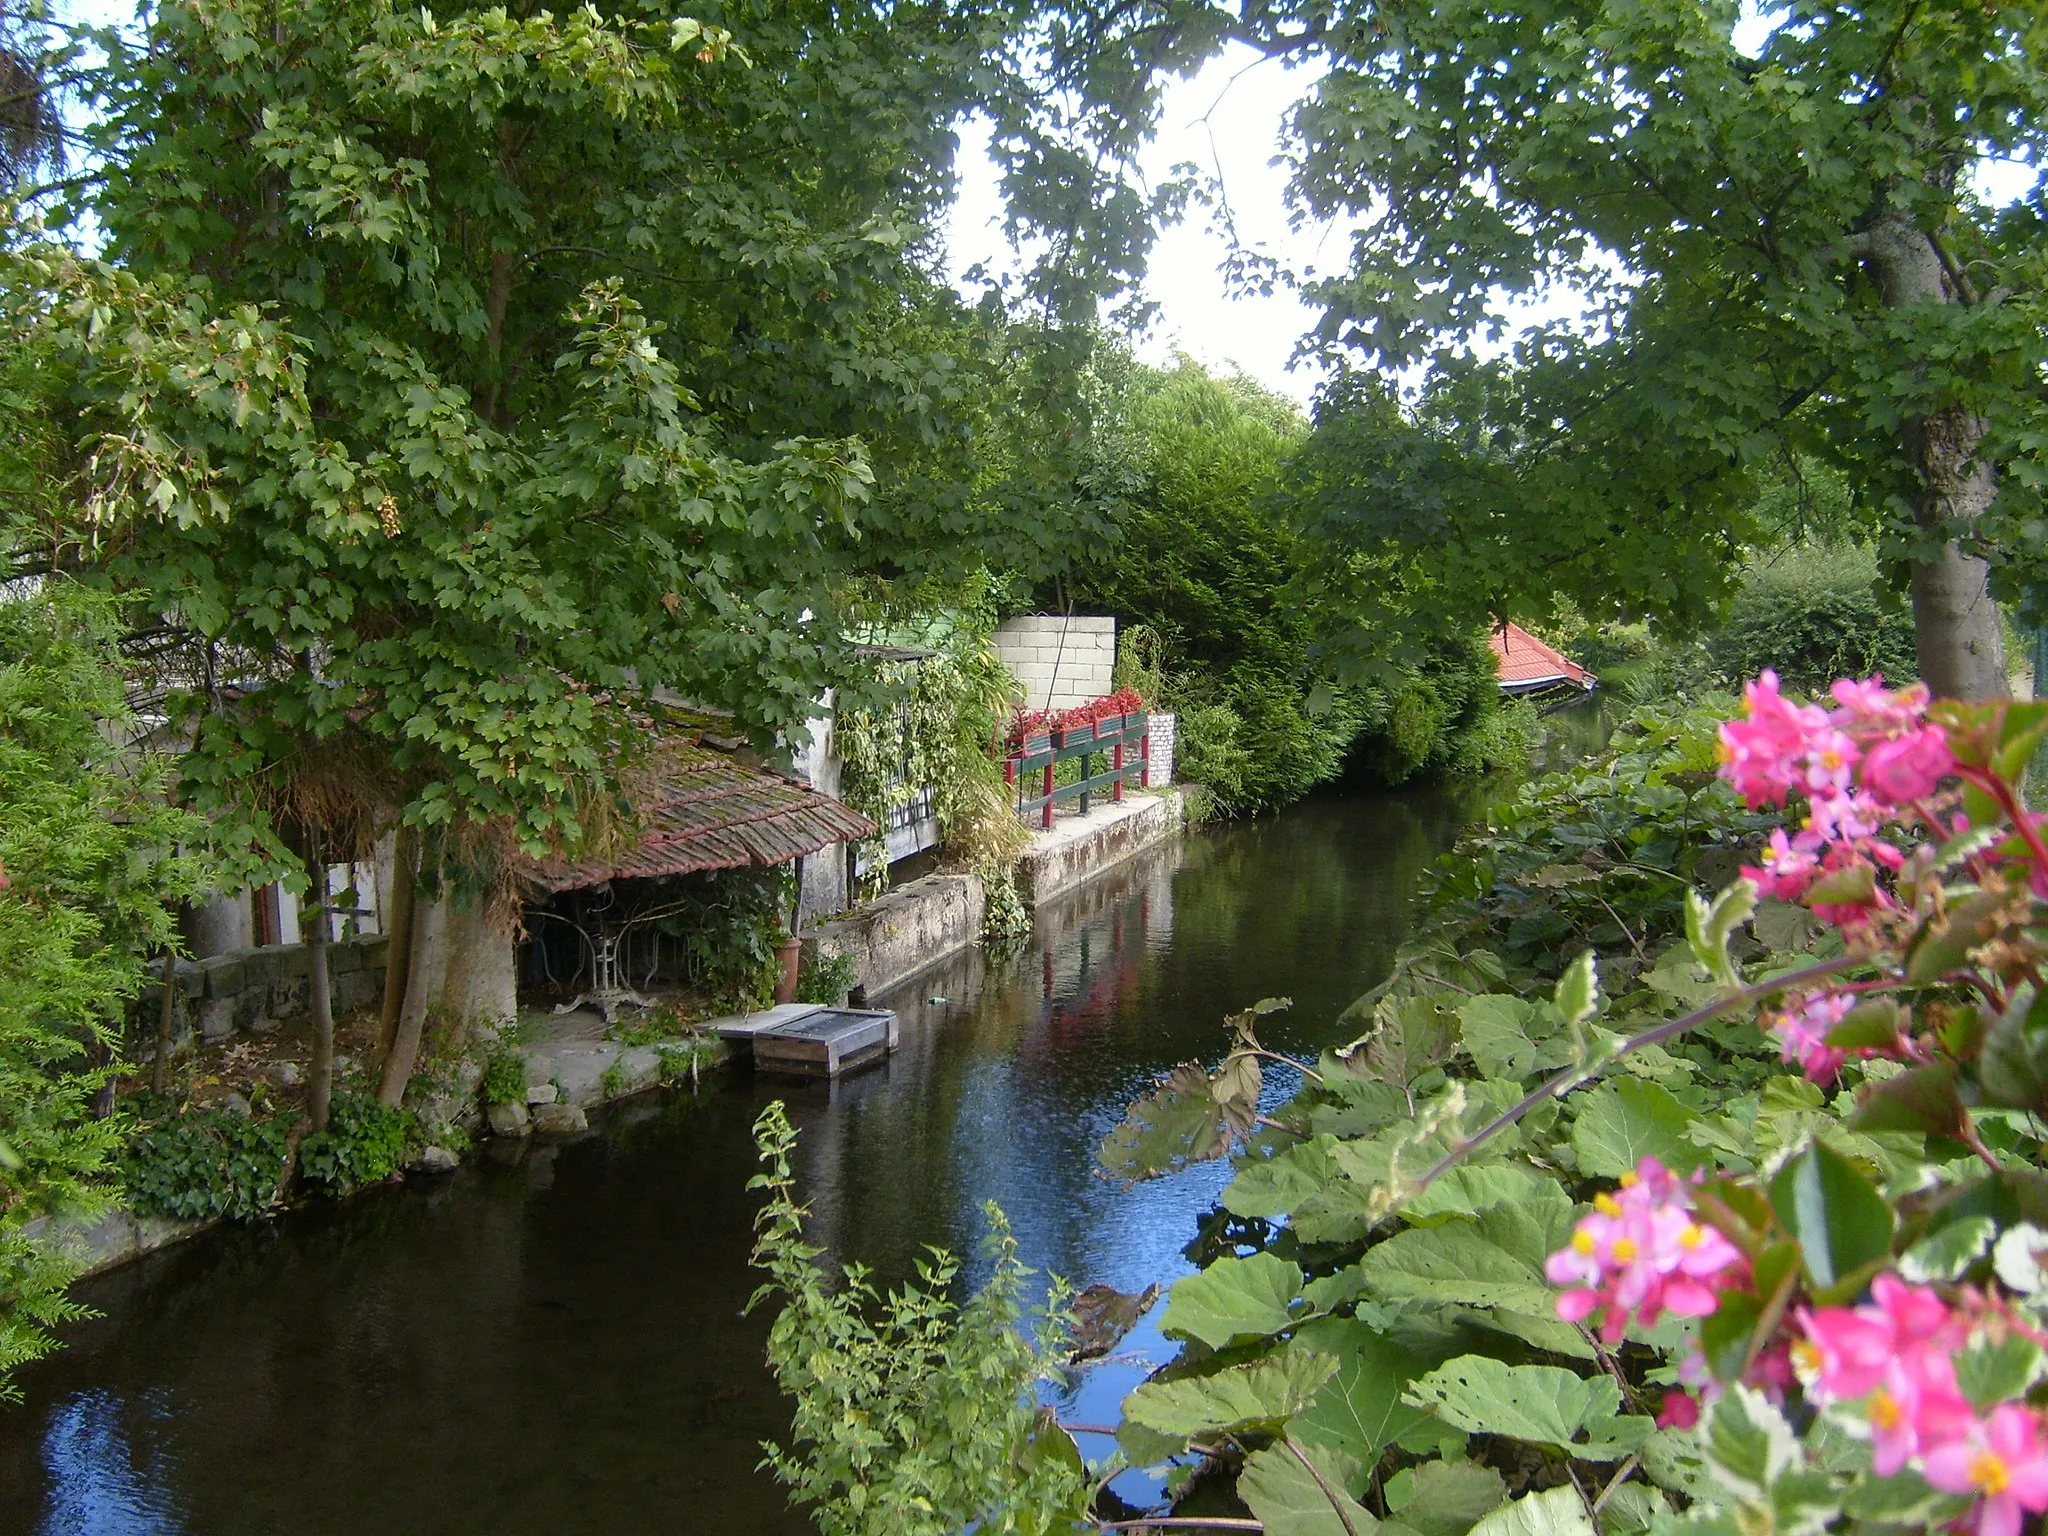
[377,826,418,1054]
[152,944,177,1094]
[1863,209,2009,698]
[1910,406,2007,699]
[377,886,446,1108]
[305,837,335,1133]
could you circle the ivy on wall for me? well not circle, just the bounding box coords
[835,626,1032,941]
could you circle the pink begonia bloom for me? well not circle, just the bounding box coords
[1743,827,1823,901]
[1830,676,1932,734]
[1798,1274,1968,1399]
[1923,1404,2048,1536]
[1863,1361,1976,1477]
[1765,990,1853,1082]
[1544,1158,1744,1341]
[1657,1391,1700,1430]
[1718,672,1838,808]
[1861,727,1956,806]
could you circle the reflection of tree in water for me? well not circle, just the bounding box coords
[787,789,1482,1297]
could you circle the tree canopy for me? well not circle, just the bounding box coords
[1215,0,2048,695]
[1,0,1193,868]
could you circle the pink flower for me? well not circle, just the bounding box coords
[1861,727,1954,806]
[1545,1159,1744,1341]
[1657,1391,1700,1430]
[1863,1362,1975,1477]
[1923,1405,2048,1536]
[1765,990,1853,1083]
[1718,672,1837,808]
[1744,827,1823,901]
[1830,676,1931,734]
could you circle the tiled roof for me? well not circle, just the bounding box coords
[1489,623,1597,692]
[531,742,874,892]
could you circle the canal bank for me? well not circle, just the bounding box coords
[0,787,1475,1536]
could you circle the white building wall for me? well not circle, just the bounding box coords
[992,615,1116,711]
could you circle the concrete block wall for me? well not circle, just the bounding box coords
[139,935,389,1045]
[1147,711,1176,787]
[992,615,1116,711]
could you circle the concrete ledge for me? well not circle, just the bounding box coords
[519,1014,728,1109]
[806,871,985,998]
[1016,791,1185,908]
[20,1205,215,1280]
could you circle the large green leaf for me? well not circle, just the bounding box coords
[1405,1356,1652,1461]
[1097,1061,1257,1183]
[1122,1352,1341,1440]
[1239,1438,1380,1536]
[1289,1318,1437,1467]
[1767,1140,1894,1294]
[1399,1164,1551,1222]
[1160,1252,1305,1348]
[1460,994,1551,1081]
[1571,1079,1708,1177]
[1386,1458,1509,1536]
[1365,994,1461,1086]
[1465,1486,1596,1536]
[1227,1138,1343,1219]
[1357,1221,1557,1316]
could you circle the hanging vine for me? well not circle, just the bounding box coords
[835,634,1030,937]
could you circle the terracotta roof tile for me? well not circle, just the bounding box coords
[1489,623,1596,692]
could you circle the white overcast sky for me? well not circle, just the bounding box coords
[944,45,1342,406]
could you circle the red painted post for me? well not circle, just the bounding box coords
[1041,759,1055,829]
[1113,741,1125,802]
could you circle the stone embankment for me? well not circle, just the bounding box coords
[41,788,1185,1280]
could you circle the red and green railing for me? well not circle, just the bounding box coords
[1002,689,1150,829]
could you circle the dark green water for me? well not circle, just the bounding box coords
[0,790,1477,1536]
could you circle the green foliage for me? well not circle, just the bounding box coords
[297,1091,414,1196]
[1072,359,1518,811]
[1708,546,1920,696]
[645,868,782,1011]
[0,584,213,1394]
[1268,0,2048,677]
[746,1101,1089,1536]
[11,0,1173,873]
[796,950,859,1006]
[1086,702,1878,1522]
[477,1048,528,1108]
[838,603,1026,896]
[122,1108,292,1224]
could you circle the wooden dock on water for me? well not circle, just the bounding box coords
[711,1002,898,1078]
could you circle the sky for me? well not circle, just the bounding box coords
[943,13,2041,412]
[944,45,1341,407]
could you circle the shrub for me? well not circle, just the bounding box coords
[296,1091,413,1196]
[477,1047,528,1107]
[1708,543,1917,692]
[796,949,859,1005]
[123,1109,292,1223]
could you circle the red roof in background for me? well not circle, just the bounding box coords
[1489,623,1597,693]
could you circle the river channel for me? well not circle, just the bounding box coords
[0,788,1482,1535]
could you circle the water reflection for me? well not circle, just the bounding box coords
[0,789,1475,1536]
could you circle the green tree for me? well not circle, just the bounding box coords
[1239,0,2048,697]
[0,584,210,1399]
[8,0,1177,1092]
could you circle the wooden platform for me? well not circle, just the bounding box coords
[710,1003,899,1078]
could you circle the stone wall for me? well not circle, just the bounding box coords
[1147,711,1176,787]
[805,872,985,1000]
[1015,791,1185,908]
[992,615,1115,711]
[141,936,389,1044]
